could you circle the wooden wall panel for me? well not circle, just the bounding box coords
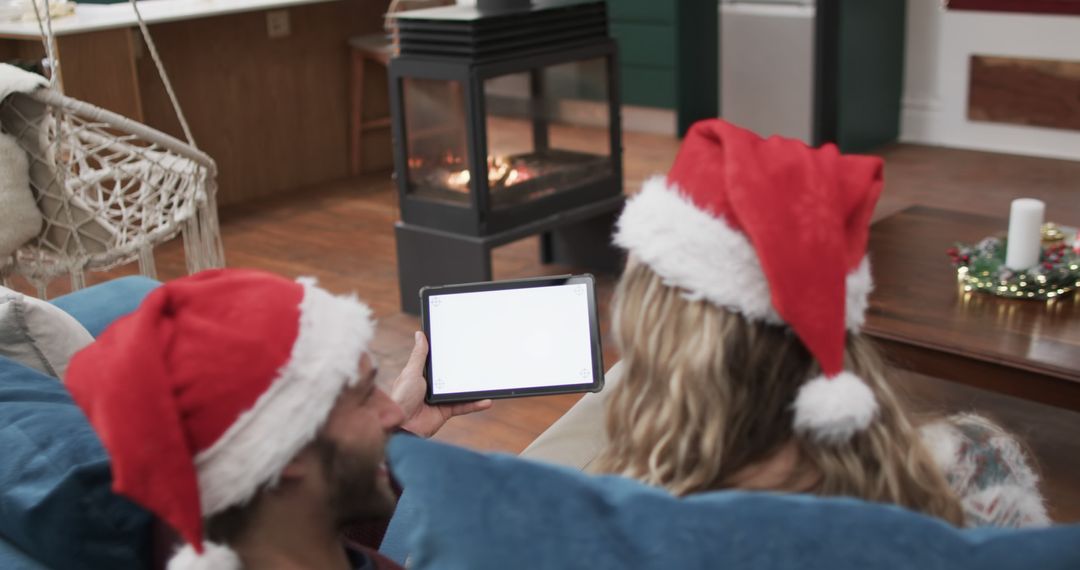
[0,40,44,66]
[969,55,1080,132]
[948,0,1080,16]
[136,0,390,206]
[1,30,150,121]
[0,42,17,60]
[57,29,144,121]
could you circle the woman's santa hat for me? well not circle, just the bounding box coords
[65,269,377,570]
[614,119,884,443]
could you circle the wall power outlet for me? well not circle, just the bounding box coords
[266,10,291,39]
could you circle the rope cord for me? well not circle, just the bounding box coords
[30,0,60,90]
[127,0,198,148]
[3,0,223,294]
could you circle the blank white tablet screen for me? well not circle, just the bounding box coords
[427,283,594,395]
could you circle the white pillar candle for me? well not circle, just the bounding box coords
[1005,198,1045,271]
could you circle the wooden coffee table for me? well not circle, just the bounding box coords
[863,206,1080,411]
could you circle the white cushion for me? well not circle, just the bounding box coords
[519,361,622,471]
[0,130,41,259]
[0,286,94,379]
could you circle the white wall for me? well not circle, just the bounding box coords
[902,1,1080,161]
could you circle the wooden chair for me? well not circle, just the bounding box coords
[348,33,394,176]
[348,0,454,175]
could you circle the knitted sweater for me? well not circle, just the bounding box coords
[921,414,1050,528]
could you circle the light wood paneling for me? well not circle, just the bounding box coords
[135,2,352,206]
[2,0,390,206]
[57,29,143,121]
[0,32,142,121]
[969,55,1080,132]
[0,40,44,66]
[135,0,390,206]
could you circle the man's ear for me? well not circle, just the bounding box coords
[279,445,317,481]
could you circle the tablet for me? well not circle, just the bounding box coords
[420,274,604,404]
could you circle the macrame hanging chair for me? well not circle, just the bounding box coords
[0,0,224,297]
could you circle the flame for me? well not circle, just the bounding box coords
[446,169,471,188]
[435,155,534,192]
[487,156,512,186]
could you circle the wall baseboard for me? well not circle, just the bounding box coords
[621,105,676,135]
[901,100,1080,162]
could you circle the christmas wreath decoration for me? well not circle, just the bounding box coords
[948,232,1080,300]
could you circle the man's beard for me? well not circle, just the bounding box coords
[315,437,397,527]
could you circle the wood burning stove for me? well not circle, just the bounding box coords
[389,0,624,314]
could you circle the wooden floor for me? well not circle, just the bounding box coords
[11,132,1080,523]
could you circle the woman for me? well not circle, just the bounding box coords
[525,119,1048,528]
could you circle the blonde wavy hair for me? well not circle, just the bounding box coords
[595,261,965,525]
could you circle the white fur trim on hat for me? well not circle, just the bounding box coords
[614,176,873,330]
[167,542,242,570]
[792,371,879,443]
[194,277,376,516]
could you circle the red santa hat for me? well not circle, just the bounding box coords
[614,119,883,443]
[65,269,377,570]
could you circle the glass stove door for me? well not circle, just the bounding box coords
[481,57,614,210]
[402,77,472,205]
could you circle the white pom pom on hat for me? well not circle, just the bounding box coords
[167,542,242,570]
[793,371,879,444]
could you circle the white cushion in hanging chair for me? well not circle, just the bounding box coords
[0,130,41,260]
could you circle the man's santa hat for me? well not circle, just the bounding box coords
[614,119,883,443]
[66,269,377,570]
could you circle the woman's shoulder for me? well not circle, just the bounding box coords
[919,413,1051,528]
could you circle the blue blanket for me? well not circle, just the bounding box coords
[0,276,160,569]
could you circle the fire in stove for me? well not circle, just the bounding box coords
[444,156,536,193]
[409,148,610,209]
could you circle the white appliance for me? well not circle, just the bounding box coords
[719,0,816,144]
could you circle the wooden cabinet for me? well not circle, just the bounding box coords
[607,0,717,135]
[816,0,908,151]
[0,0,391,207]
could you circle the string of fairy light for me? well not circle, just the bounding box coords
[948,223,1080,301]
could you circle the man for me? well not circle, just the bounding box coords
[66,269,490,569]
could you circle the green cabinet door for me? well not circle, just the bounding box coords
[607,0,717,135]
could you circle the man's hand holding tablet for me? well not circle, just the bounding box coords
[390,331,493,437]
[420,275,605,404]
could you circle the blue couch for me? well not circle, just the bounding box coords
[385,435,1080,570]
[0,277,160,570]
[4,275,1079,570]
